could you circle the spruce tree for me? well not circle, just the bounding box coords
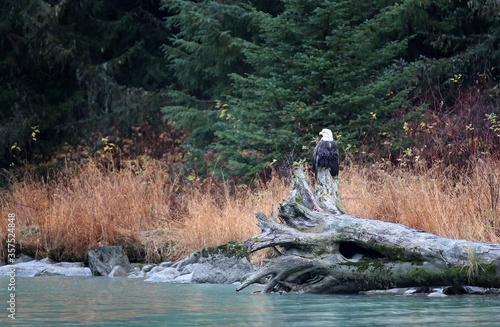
[214,0,418,179]
[0,0,170,168]
[212,0,500,178]
[160,0,269,174]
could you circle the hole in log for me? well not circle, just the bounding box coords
[273,282,291,293]
[338,242,385,260]
[290,271,324,285]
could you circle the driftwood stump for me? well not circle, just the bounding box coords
[237,167,500,294]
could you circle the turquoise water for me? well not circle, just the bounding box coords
[1,277,499,326]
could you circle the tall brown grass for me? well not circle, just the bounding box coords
[0,159,289,263]
[0,160,178,261]
[178,176,288,253]
[1,157,499,265]
[341,159,500,244]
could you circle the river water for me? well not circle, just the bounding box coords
[1,276,499,326]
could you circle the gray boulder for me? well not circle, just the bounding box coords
[144,267,180,282]
[88,245,132,276]
[14,254,35,264]
[176,250,201,270]
[173,273,193,283]
[443,285,487,295]
[142,241,255,284]
[0,259,91,277]
[189,241,254,284]
[108,265,128,277]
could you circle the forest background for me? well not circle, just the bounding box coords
[0,0,499,263]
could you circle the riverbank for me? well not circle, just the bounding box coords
[0,242,255,285]
[1,157,499,263]
[2,255,500,297]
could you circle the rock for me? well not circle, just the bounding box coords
[147,266,162,275]
[141,264,156,273]
[143,241,254,284]
[40,257,56,264]
[108,265,128,277]
[178,264,194,275]
[174,273,193,284]
[190,241,254,284]
[362,286,495,296]
[88,245,132,276]
[158,261,174,269]
[144,262,173,276]
[53,262,85,268]
[362,288,415,295]
[34,270,60,277]
[0,258,91,277]
[14,254,35,264]
[443,285,487,295]
[144,267,180,282]
[176,250,201,270]
[127,270,146,278]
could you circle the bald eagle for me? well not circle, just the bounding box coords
[312,128,339,179]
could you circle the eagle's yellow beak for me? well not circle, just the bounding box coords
[319,131,324,135]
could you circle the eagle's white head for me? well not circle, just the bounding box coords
[319,128,334,141]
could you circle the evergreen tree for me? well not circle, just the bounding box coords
[214,0,418,179]
[0,0,170,168]
[403,0,500,106]
[160,0,274,174]
[211,0,500,179]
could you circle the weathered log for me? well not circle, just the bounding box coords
[237,167,500,294]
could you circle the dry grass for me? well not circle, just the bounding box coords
[178,177,286,249]
[0,159,289,263]
[341,159,500,244]
[0,160,178,261]
[175,176,288,263]
[1,157,499,265]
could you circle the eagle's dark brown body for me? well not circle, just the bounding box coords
[312,129,339,179]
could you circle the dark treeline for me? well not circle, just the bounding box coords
[1,0,500,180]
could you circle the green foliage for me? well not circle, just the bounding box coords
[165,0,500,179]
[0,0,170,168]
[2,0,499,179]
[214,0,419,179]
[161,0,258,97]
[405,0,500,106]
[160,0,268,174]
